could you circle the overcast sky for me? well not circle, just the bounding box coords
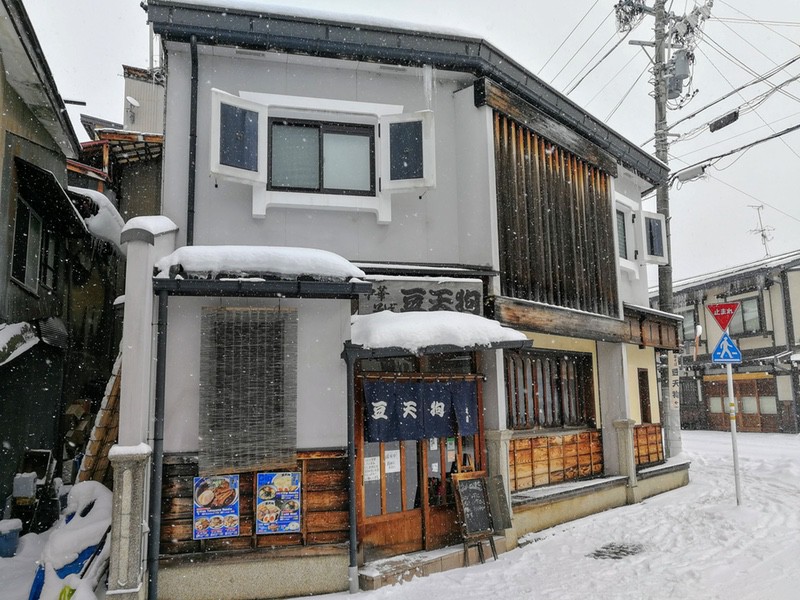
[21,1,800,282]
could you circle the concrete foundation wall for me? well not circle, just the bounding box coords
[158,553,350,600]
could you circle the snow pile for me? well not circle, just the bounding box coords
[351,310,529,353]
[0,321,39,366]
[0,531,47,600]
[154,245,366,280]
[36,481,112,600]
[68,187,126,254]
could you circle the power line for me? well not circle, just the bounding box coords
[550,9,614,85]
[539,0,602,75]
[606,63,650,120]
[566,29,633,95]
[717,0,800,48]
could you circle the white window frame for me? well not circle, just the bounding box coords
[213,91,435,223]
[641,210,669,265]
[614,196,638,277]
[210,88,269,185]
[379,110,436,192]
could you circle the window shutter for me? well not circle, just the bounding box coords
[641,211,668,265]
[379,110,435,191]
[199,308,297,474]
[210,89,268,185]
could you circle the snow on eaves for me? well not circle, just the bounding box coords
[154,245,366,281]
[68,187,126,254]
[0,322,39,367]
[351,310,529,354]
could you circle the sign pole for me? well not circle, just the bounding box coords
[726,362,742,506]
[707,302,743,507]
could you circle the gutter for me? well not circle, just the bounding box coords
[187,35,198,246]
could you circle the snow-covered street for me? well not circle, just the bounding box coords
[297,430,800,600]
[3,430,798,599]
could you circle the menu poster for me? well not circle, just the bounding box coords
[193,475,240,540]
[256,472,301,535]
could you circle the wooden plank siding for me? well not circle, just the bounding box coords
[159,450,348,556]
[634,423,665,468]
[491,109,619,318]
[508,431,603,491]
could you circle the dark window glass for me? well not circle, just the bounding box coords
[12,200,42,290]
[680,309,696,341]
[219,103,259,172]
[729,297,761,335]
[389,120,423,181]
[645,216,664,258]
[616,210,628,259]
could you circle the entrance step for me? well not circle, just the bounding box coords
[358,536,507,590]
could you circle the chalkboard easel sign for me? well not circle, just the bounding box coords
[451,472,498,565]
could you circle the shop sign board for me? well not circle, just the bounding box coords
[255,472,301,535]
[193,475,240,540]
[359,277,483,315]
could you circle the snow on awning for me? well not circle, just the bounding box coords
[68,186,126,254]
[0,322,39,367]
[154,245,366,281]
[350,310,529,354]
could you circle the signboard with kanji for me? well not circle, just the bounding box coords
[707,302,740,331]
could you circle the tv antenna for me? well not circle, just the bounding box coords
[748,204,773,257]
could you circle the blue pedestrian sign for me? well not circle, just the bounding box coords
[711,332,742,364]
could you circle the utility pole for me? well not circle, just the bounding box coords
[617,0,713,457]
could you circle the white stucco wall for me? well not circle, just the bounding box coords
[161,43,495,268]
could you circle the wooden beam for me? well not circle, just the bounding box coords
[493,296,628,342]
[475,78,619,177]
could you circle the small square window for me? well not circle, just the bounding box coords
[210,89,268,185]
[640,211,668,265]
[760,396,777,415]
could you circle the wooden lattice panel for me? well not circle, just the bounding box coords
[508,430,602,492]
[634,423,664,467]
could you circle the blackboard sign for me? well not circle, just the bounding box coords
[453,475,493,536]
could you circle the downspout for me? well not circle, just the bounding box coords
[187,35,198,246]
[780,270,799,432]
[147,289,169,600]
[343,345,359,593]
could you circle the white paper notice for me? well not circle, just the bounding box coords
[384,449,401,473]
[363,456,380,482]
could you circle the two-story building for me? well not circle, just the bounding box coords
[671,250,800,434]
[108,3,687,599]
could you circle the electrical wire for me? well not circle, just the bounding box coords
[715,18,800,29]
[566,29,633,95]
[550,8,614,85]
[605,63,650,120]
[717,0,800,48]
[669,53,800,131]
[539,0,602,75]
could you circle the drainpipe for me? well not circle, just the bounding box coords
[187,35,198,246]
[780,270,799,432]
[343,345,359,593]
[147,289,169,600]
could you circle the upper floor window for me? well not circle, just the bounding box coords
[12,199,43,293]
[269,119,375,195]
[210,89,435,199]
[728,296,761,336]
[616,209,628,260]
[678,307,696,341]
[642,211,668,265]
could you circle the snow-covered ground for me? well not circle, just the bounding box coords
[2,431,797,599]
[295,430,800,600]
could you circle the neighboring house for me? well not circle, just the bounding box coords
[0,0,123,511]
[108,3,685,599]
[668,250,800,434]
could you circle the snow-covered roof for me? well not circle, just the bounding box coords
[350,310,529,354]
[154,245,366,281]
[0,322,39,367]
[68,187,126,254]
[667,248,800,294]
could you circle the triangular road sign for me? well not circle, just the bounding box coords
[711,331,742,364]
[707,302,740,331]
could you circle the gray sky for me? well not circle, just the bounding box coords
[22,1,800,282]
